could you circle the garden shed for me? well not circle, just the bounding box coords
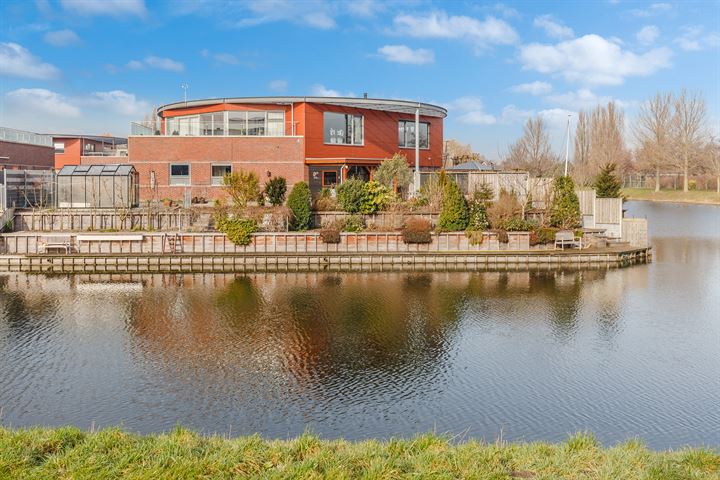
[57,164,139,208]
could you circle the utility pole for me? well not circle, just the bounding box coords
[564,114,571,177]
[180,82,189,104]
[414,104,420,194]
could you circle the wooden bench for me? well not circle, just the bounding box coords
[554,230,582,250]
[39,235,74,254]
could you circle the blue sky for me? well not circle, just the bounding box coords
[1,0,718,159]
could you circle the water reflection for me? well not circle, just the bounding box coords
[0,202,718,448]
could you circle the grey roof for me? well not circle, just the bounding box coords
[446,161,497,171]
[50,134,128,143]
[157,96,447,118]
[57,164,135,176]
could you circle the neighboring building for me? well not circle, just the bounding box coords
[446,160,498,172]
[52,134,128,169]
[0,127,55,170]
[84,96,446,201]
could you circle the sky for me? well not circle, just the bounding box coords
[0,0,718,160]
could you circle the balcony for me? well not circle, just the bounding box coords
[130,118,293,138]
[0,127,53,147]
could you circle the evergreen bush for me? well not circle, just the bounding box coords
[264,177,287,206]
[594,163,622,198]
[359,181,390,214]
[438,179,469,231]
[375,154,413,194]
[215,216,257,246]
[550,176,581,229]
[337,178,365,214]
[287,181,312,231]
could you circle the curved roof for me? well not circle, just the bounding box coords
[157,96,447,118]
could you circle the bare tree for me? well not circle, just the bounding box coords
[633,92,674,192]
[572,110,593,185]
[672,90,707,192]
[503,116,558,177]
[703,136,720,194]
[589,101,630,179]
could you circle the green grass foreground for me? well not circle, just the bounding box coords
[622,188,720,205]
[0,427,718,479]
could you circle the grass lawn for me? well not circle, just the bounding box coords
[622,188,720,205]
[0,427,718,479]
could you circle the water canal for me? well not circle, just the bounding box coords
[0,201,718,449]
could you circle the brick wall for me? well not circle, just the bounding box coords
[83,136,306,201]
[0,140,54,169]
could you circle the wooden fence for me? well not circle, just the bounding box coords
[13,209,194,232]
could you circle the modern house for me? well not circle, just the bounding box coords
[52,134,128,169]
[83,96,446,201]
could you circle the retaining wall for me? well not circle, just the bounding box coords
[0,231,532,255]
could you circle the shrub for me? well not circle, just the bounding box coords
[502,217,535,232]
[594,163,622,198]
[313,188,338,211]
[337,178,365,214]
[222,171,259,208]
[287,181,312,231]
[438,179,469,231]
[688,179,697,191]
[487,190,522,229]
[319,222,341,243]
[550,176,581,229]
[359,181,391,214]
[402,217,432,244]
[215,216,257,246]
[534,227,558,245]
[264,177,287,206]
[375,154,413,194]
[341,215,365,232]
[417,174,445,210]
[467,190,490,231]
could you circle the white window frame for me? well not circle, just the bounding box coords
[169,163,191,186]
[211,164,232,186]
[398,120,430,149]
[323,112,364,146]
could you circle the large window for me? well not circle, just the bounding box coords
[166,111,284,136]
[211,164,231,186]
[169,164,190,186]
[54,142,65,154]
[398,120,429,149]
[324,112,363,145]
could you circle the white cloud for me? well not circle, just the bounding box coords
[448,97,497,125]
[5,88,80,117]
[345,0,384,17]
[144,56,184,71]
[510,81,552,95]
[85,90,149,116]
[59,0,146,17]
[127,56,184,72]
[0,42,60,80]
[533,14,574,39]
[537,108,575,129]
[126,60,144,70]
[393,11,519,50]
[43,29,81,47]
[201,49,241,65]
[232,0,336,29]
[519,34,672,85]
[269,79,288,92]
[376,45,434,65]
[310,84,355,97]
[630,2,671,17]
[636,25,660,45]
[545,89,614,109]
[498,104,534,124]
[494,3,519,19]
[674,26,720,51]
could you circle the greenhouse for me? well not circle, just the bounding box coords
[57,164,139,208]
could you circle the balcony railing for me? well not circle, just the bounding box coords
[82,149,129,157]
[130,121,290,137]
[0,126,53,147]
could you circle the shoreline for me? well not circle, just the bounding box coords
[625,196,720,206]
[1,427,717,478]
